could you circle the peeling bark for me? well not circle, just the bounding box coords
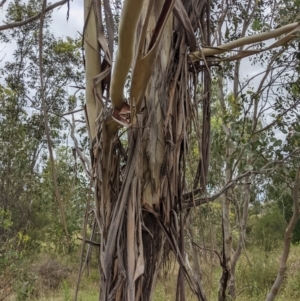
[86,1,210,300]
[84,0,101,139]
[81,0,300,300]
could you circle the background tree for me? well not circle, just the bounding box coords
[0,1,86,296]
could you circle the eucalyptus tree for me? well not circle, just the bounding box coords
[81,0,300,300]
[0,87,39,241]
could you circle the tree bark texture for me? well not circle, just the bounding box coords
[84,1,210,300]
[228,178,251,299]
[218,153,233,301]
[82,0,300,300]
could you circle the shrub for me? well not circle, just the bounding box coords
[251,209,286,252]
[14,271,37,301]
[36,258,71,290]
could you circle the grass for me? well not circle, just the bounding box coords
[3,245,300,301]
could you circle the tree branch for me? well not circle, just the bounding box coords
[252,99,300,136]
[70,114,91,179]
[0,0,8,8]
[0,0,68,31]
[183,148,300,209]
[110,0,145,110]
[189,22,300,62]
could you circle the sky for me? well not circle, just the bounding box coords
[49,0,83,38]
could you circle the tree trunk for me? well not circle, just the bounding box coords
[216,71,233,301]
[81,0,300,300]
[218,153,232,301]
[228,179,251,299]
[265,167,300,301]
[83,0,212,300]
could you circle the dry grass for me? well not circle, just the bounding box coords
[4,245,300,301]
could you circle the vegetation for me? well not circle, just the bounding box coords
[2,246,300,301]
[1,0,300,301]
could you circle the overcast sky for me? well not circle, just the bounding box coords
[50,0,83,38]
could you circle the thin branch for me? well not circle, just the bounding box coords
[0,0,8,8]
[0,0,68,31]
[252,99,300,136]
[252,48,286,133]
[62,107,84,116]
[183,148,300,209]
[70,113,91,178]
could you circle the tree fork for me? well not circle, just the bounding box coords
[85,1,209,300]
[82,0,300,300]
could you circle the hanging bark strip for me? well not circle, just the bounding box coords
[82,0,300,301]
[83,1,210,300]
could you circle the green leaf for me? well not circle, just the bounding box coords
[273,140,282,147]
[252,140,261,150]
[252,19,262,31]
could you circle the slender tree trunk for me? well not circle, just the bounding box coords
[228,178,251,299]
[39,0,71,251]
[216,70,232,300]
[187,216,207,301]
[219,150,232,301]
[265,167,300,301]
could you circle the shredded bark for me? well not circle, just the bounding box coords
[84,1,216,300]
